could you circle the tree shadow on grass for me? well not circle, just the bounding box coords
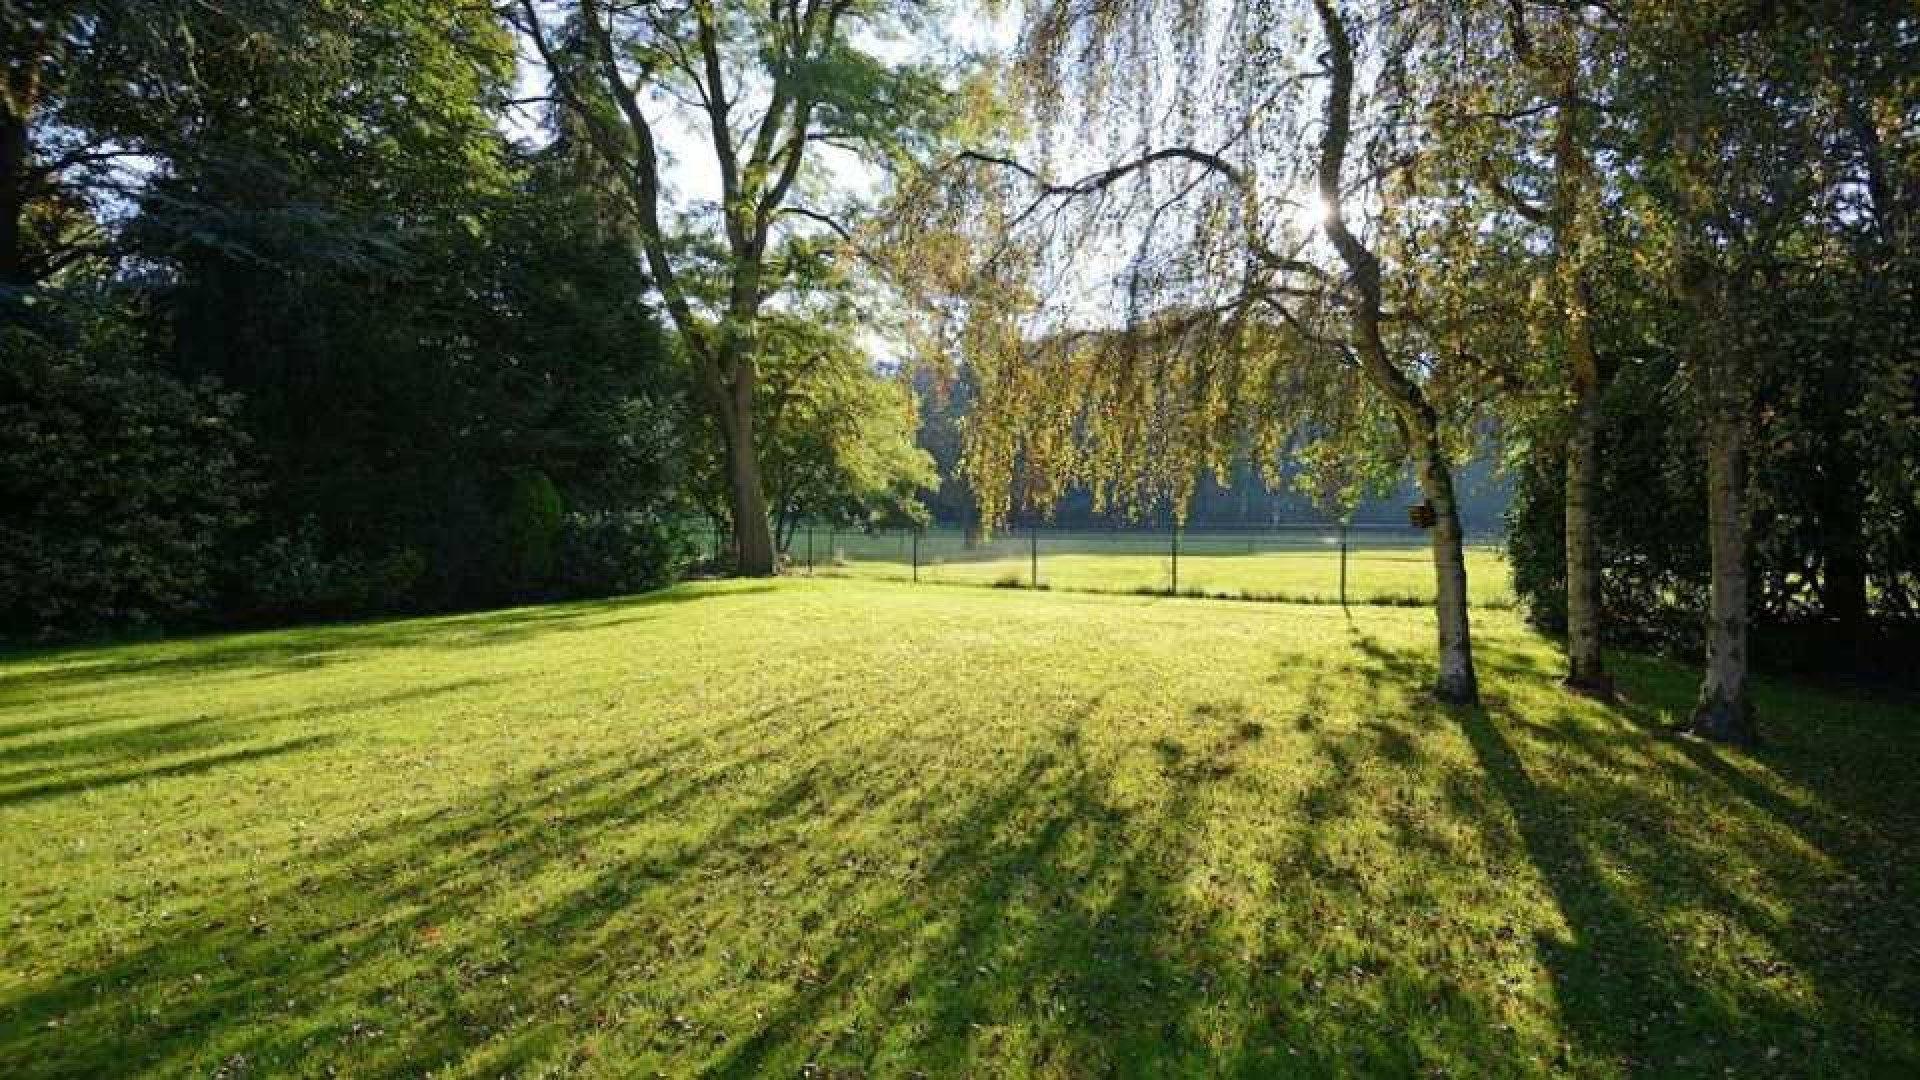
[0,680,864,1077]
[5,611,1915,1078]
[1346,631,1920,1076]
[0,583,777,707]
[0,676,501,807]
[3,682,1539,1078]
[704,698,1295,1078]
[0,734,344,808]
[702,691,1570,1079]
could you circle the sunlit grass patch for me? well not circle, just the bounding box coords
[0,578,1913,1077]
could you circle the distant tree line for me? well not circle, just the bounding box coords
[914,369,1512,533]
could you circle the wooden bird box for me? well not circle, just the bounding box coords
[1408,502,1437,529]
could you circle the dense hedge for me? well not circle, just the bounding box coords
[1,302,254,639]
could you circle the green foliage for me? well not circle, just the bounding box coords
[497,468,566,591]
[127,2,684,621]
[761,330,937,536]
[0,297,253,639]
[233,521,428,625]
[554,511,691,597]
[1507,305,1920,663]
[5,1,690,632]
[687,311,937,542]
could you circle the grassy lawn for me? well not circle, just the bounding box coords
[2,578,1915,1077]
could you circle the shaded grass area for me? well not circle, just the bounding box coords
[1,578,1915,1077]
[814,545,1516,608]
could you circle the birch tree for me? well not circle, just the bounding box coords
[1418,1,1629,698]
[892,0,1492,702]
[1624,0,1829,743]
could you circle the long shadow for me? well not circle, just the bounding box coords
[0,672,885,1077]
[0,583,776,704]
[1346,632,1920,1075]
[0,734,342,808]
[6,605,1915,1077]
[0,677,503,814]
[1475,639,1920,1043]
[1449,702,1752,1075]
[704,690,1557,1078]
[706,698,1291,1077]
[0,675,493,763]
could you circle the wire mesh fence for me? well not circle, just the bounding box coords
[692,523,1514,608]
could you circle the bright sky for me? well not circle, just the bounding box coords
[499,6,1337,358]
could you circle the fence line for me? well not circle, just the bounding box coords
[691,522,1513,609]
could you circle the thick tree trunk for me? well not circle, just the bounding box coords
[704,336,778,577]
[0,105,29,288]
[1412,430,1481,705]
[714,359,774,576]
[1562,347,1611,697]
[723,408,777,576]
[1691,406,1758,744]
[1550,70,1612,699]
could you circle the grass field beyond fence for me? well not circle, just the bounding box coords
[2,578,1915,1078]
[708,525,1515,607]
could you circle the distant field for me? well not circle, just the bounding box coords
[3,578,1915,1078]
[733,522,1512,607]
[788,526,1515,607]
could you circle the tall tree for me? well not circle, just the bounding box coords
[1307,0,1480,703]
[1621,1,1829,742]
[1455,1,1622,698]
[0,0,206,289]
[893,0,1491,702]
[513,0,950,575]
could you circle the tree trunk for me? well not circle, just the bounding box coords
[1412,429,1481,705]
[1691,404,1758,744]
[1310,0,1477,706]
[721,370,777,576]
[725,438,776,576]
[0,104,29,288]
[1548,66,1613,700]
[1562,340,1611,698]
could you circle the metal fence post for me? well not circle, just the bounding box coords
[806,525,814,574]
[1170,519,1180,596]
[1339,521,1349,610]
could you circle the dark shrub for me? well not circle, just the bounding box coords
[0,304,253,640]
[555,511,689,598]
